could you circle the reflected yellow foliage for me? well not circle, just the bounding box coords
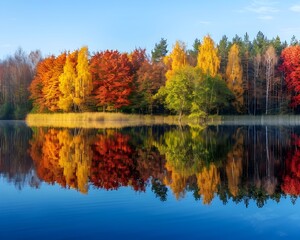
[30,128,93,194]
[197,163,220,204]
[58,129,92,193]
[226,129,243,197]
[164,162,187,199]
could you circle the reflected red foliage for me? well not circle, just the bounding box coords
[90,132,145,191]
[282,134,300,195]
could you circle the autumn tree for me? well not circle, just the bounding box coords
[279,45,300,110]
[29,56,55,112]
[74,46,92,111]
[127,48,148,112]
[136,60,166,114]
[197,35,220,77]
[163,41,187,81]
[43,53,66,112]
[90,50,133,111]
[58,50,78,112]
[226,43,244,112]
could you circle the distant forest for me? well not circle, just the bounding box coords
[0,31,300,120]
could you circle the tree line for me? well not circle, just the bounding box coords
[0,31,300,119]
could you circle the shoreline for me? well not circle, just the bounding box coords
[25,113,300,128]
[25,112,204,128]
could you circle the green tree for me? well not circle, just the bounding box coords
[218,35,230,76]
[163,65,195,121]
[252,31,268,55]
[290,35,299,46]
[151,38,168,62]
[191,75,234,118]
[187,38,201,66]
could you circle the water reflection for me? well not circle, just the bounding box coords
[1,123,299,207]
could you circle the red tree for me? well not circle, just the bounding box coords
[43,52,66,112]
[279,45,300,108]
[90,50,133,111]
[29,56,55,112]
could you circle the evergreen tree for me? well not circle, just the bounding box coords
[151,38,168,62]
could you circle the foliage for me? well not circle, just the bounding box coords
[0,31,297,118]
[90,50,133,111]
[163,66,195,119]
[226,43,244,112]
[74,46,93,111]
[279,45,300,109]
[191,75,234,117]
[151,38,168,62]
[163,41,187,81]
[197,35,220,77]
[58,50,78,112]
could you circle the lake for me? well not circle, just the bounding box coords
[1,121,300,239]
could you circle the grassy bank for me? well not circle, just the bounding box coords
[221,115,300,125]
[25,112,222,128]
[24,113,186,128]
[26,113,300,128]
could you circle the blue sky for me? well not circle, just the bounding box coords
[0,0,300,58]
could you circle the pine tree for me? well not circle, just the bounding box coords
[151,38,168,62]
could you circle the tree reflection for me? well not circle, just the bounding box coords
[282,134,300,196]
[0,123,40,189]
[90,131,145,191]
[154,126,231,203]
[3,123,300,207]
[30,128,94,193]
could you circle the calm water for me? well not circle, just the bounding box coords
[1,122,300,239]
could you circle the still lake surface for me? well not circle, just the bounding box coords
[1,121,300,239]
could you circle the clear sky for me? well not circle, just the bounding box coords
[0,0,300,58]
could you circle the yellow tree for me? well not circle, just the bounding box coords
[197,35,220,77]
[74,46,92,111]
[163,41,187,80]
[226,43,244,112]
[58,50,78,112]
